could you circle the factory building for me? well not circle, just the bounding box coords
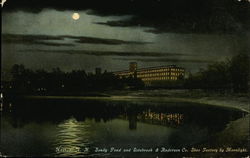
[113,62,185,83]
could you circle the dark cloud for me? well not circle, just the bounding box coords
[114,57,214,63]
[2,34,150,46]
[2,34,74,47]
[3,0,249,34]
[18,49,193,57]
[2,0,134,13]
[96,13,244,34]
[62,35,151,45]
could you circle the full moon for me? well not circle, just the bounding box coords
[72,13,80,20]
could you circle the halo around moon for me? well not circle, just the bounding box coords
[72,13,80,20]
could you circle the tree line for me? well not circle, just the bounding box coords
[6,65,144,95]
[185,53,250,93]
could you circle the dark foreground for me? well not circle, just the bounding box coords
[0,97,249,158]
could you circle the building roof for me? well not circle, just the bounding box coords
[113,65,184,73]
[137,65,184,71]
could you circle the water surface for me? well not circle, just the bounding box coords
[0,98,246,157]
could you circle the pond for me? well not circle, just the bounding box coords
[0,98,247,157]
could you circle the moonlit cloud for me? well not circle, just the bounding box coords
[2,10,155,41]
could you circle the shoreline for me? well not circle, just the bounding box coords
[22,89,249,113]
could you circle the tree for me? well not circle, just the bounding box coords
[229,53,250,93]
[11,64,25,81]
[199,61,231,91]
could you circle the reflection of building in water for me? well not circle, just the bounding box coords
[123,110,184,129]
[113,62,185,84]
[137,110,184,126]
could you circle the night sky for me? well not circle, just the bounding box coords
[2,0,250,80]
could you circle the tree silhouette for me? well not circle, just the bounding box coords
[229,53,250,93]
[7,64,145,95]
[184,53,249,93]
